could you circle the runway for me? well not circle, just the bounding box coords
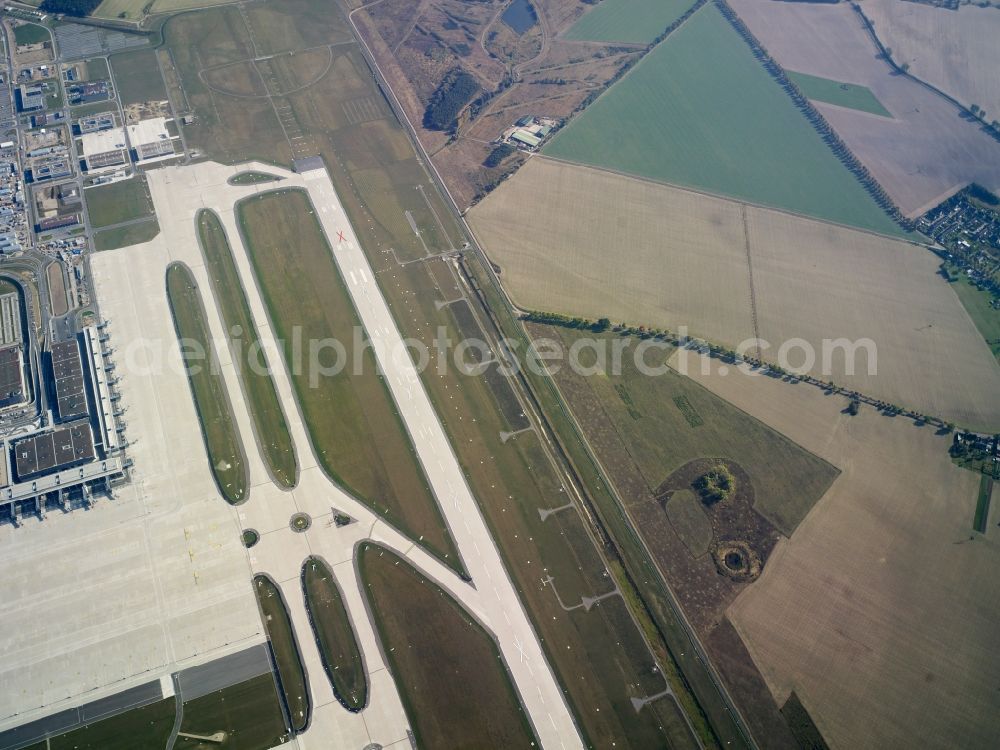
[299,166,581,747]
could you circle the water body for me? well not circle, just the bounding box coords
[502,0,538,34]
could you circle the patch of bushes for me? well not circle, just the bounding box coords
[968,183,1000,207]
[695,464,735,505]
[40,0,102,16]
[424,70,480,131]
[484,142,515,168]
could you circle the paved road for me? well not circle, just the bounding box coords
[300,167,582,749]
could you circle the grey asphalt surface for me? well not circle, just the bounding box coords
[0,679,163,750]
[175,643,271,702]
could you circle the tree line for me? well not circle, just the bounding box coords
[39,0,102,16]
[715,0,913,231]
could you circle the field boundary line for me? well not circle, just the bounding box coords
[740,204,761,358]
[535,153,930,246]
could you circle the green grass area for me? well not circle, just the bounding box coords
[47,698,176,750]
[358,543,537,748]
[85,176,154,228]
[166,262,248,505]
[82,57,110,82]
[109,47,167,105]
[546,3,905,237]
[196,209,297,488]
[787,71,892,118]
[563,0,695,44]
[228,171,281,185]
[974,476,994,533]
[14,22,49,46]
[301,556,367,710]
[253,575,310,733]
[945,265,1000,361]
[39,78,63,110]
[178,673,288,750]
[237,189,462,573]
[549,328,838,536]
[94,218,161,250]
[165,2,710,745]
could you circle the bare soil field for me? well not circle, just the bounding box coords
[866,0,1000,122]
[470,157,756,346]
[678,350,1000,750]
[728,0,1000,217]
[352,0,646,208]
[470,157,1000,430]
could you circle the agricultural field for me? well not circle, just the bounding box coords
[109,47,168,106]
[84,176,154,228]
[178,674,288,750]
[238,189,461,571]
[865,0,1000,121]
[93,218,160,251]
[470,157,1000,431]
[942,265,1000,362]
[545,3,904,236]
[301,556,367,711]
[358,543,537,749]
[680,349,1000,750]
[728,0,1000,217]
[196,209,297,488]
[166,262,247,505]
[253,576,310,733]
[93,0,234,20]
[528,322,838,744]
[562,0,695,44]
[787,71,891,118]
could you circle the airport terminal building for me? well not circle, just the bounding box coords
[0,325,129,524]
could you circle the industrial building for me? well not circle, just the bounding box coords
[17,83,45,112]
[0,326,129,525]
[51,338,89,422]
[30,158,72,182]
[127,117,180,164]
[66,81,109,105]
[0,346,26,408]
[0,291,22,347]
[78,127,129,173]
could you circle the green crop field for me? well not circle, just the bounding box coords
[945,265,1000,361]
[787,71,892,118]
[254,575,310,733]
[546,3,905,237]
[46,698,176,750]
[166,262,248,505]
[238,189,462,572]
[197,209,297,488]
[301,556,367,710]
[179,674,288,750]
[973,476,994,533]
[359,543,537,749]
[109,47,166,105]
[14,23,49,46]
[85,177,154,228]
[563,0,695,44]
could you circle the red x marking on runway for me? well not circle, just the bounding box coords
[337,230,346,243]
